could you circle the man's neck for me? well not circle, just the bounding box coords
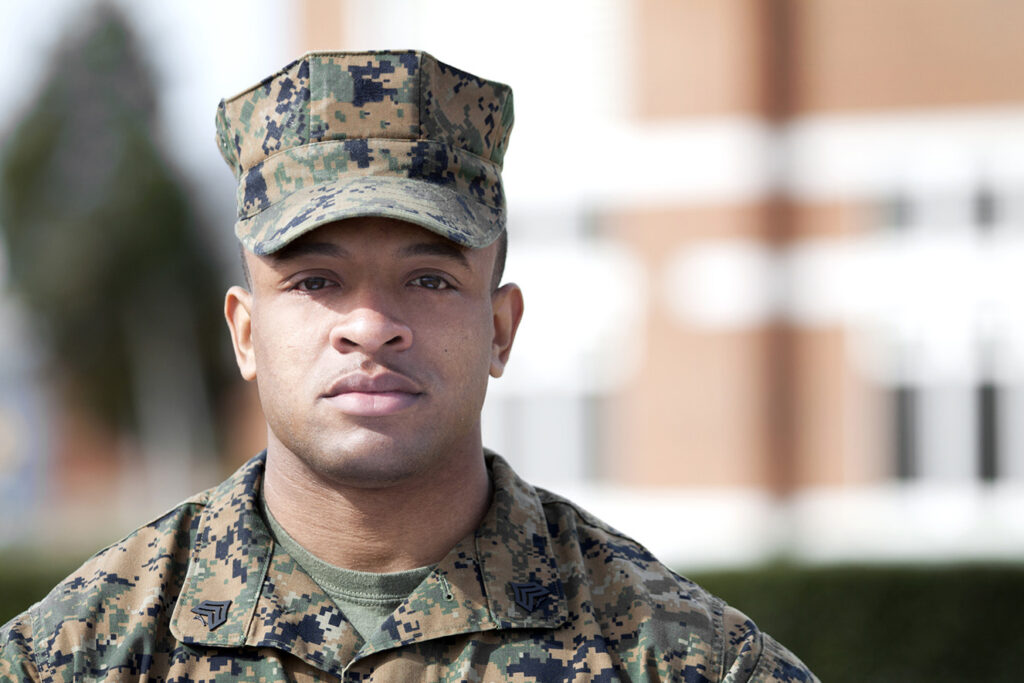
[260,446,492,573]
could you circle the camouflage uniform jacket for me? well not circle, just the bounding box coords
[1,452,817,682]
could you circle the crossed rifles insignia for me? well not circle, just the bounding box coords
[191,600,231,631]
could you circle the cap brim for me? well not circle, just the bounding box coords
[235,176,505,255]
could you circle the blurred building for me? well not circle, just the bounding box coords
[4,0,1024,569]
[296,0,1024,568]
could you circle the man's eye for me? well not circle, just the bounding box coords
[410,275,450,290]
[295,276,331,291]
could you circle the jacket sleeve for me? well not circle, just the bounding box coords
[719,605,819,683]
[0,614,40,683]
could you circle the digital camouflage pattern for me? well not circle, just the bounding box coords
[216,50,514,255]
[0,453,818,682]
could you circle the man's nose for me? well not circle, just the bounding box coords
[330,304,413,354]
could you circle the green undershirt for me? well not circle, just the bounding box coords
[258,493,433,642]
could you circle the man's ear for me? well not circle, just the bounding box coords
[225,285,257,381]
[490,283,524,378]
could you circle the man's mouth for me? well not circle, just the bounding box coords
[321,372,423,417]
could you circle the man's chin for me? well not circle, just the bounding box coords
[293,435,433,489]
[267,420,476,489]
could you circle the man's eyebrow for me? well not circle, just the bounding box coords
[268,241,348,262]
[397,241,470,267]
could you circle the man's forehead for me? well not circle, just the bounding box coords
[266,218,474,264]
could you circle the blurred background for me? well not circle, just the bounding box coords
[3,0,1024,679]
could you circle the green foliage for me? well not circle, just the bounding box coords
[0,4,232,435]
[0,554,81,625]
[690,564,1024,683]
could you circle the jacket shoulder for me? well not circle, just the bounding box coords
[2,491,210,679]
[535,487,818,682]
[536,485,723,617]
[0,612,37,682]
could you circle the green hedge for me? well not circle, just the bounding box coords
[3,559,1023,682]
[689,564,1024,683]
[0,554,82,626]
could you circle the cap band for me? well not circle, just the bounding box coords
[237,138,504,221]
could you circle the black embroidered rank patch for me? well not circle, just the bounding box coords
[191,600,231,630]
[510,581,550,613]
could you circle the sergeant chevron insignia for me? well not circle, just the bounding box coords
[191,600,231,630]
[509,581,550,613]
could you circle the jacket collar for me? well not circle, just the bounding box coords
[469,451,568,629]
[169,454,275,646]
[169,451,568,671]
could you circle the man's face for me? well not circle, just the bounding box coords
[225,217,523,488]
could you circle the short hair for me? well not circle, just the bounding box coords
[239,243,251,289]
[239,230,508,292]
[491,229,508,291]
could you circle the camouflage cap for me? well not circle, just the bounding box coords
[215,50,514,255]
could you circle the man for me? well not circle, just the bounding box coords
[1,50,818,681]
